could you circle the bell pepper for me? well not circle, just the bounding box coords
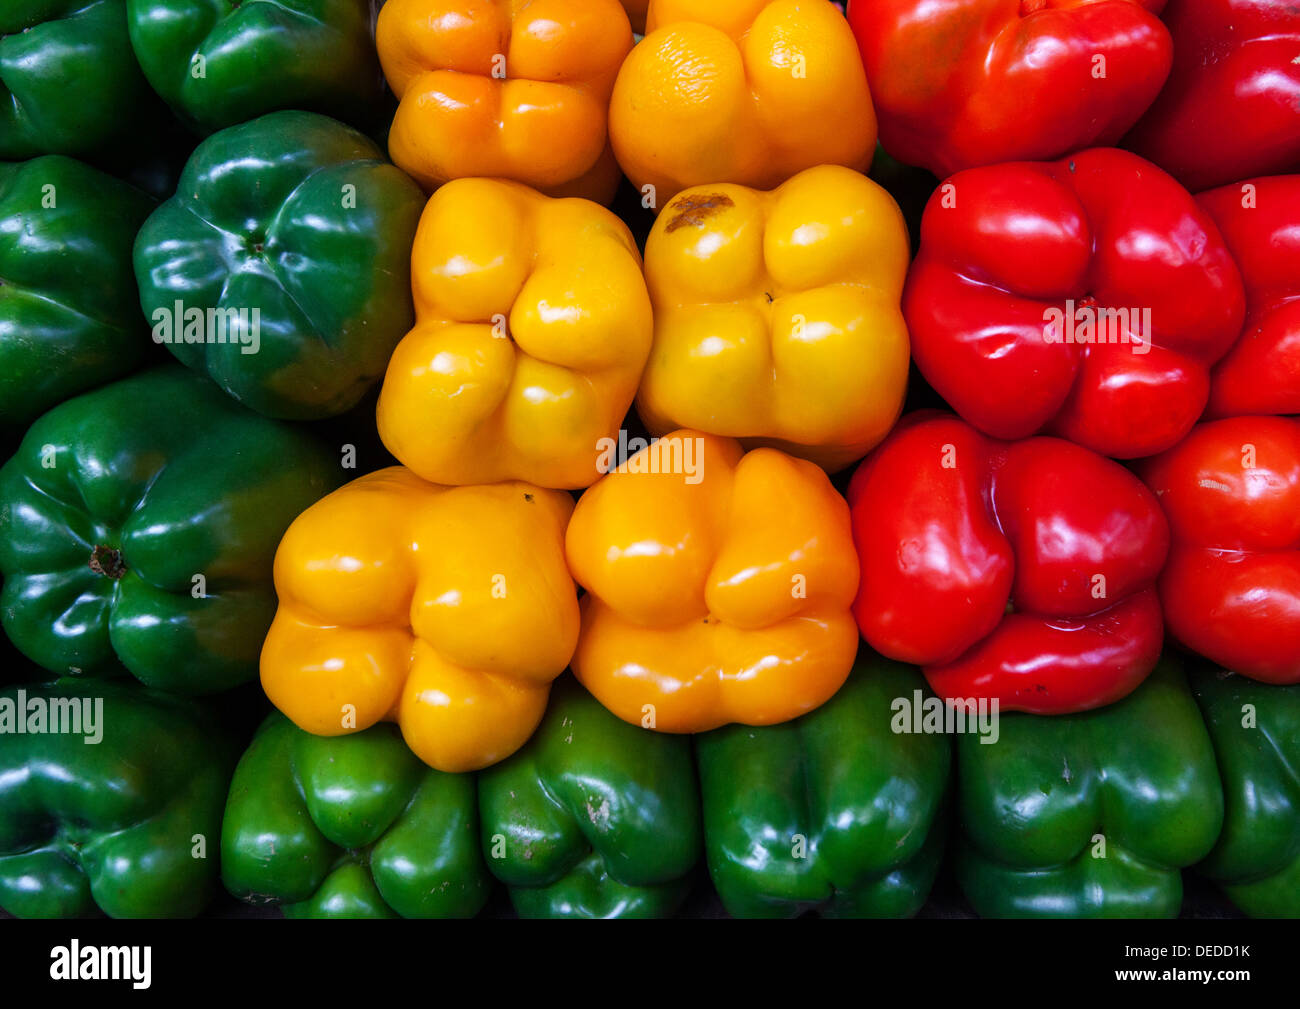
[126,0,382,134]
[904,148,1246,459]
[0,366,341,694]
[609,0,877,208]
[849,413,1169,715]
[376,0,631,203]
[1191,667,1300,918]
[0,678,237,918]
[956,659,1224,918]
[1198,175,1300,418]
[697,652,949,918]
[376,178,653,489]
[133,110,424,420]
[1125,1,1300,194]
[1139,416,1300,685]
[638,165,910,471]
[222,713,491,919]
[846,0,1171,179]
[261,466,580,773]
[0,155,155,435]
[0,1,153,159]
[566,431,860,733]
[478,675,701,918]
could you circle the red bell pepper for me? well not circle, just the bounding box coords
[1140,416,1300,685]
[845,0,1172,178]
[1125,1,1300,194]
[849,413,1169,714]
[904,148,1245,459]
[1198,175,1300,418]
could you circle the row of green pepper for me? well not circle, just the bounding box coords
[2,655,1295,919]
[1,1,383,161]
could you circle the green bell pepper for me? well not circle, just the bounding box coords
[0,156,155,435]
[479,676,702,918]
[222,713,491,919]
[0,366,341,694]
[0,677,236,918]
[0,1,153,159]
[696,654,950,918]
[133,110,423,420]
[1191,667,1300,918]
[955,659,1225,918]
[126,0,382,135]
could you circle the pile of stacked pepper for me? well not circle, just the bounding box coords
[0,0,1296,920]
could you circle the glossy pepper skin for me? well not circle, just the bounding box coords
[905,148,1246,459]
[638,165,910,472]
[956,659,1224,918]
[849,413,1169,715]
[0,156,154,434]
[261,466,580,773]
[846,0,1171,179]
[222,713,491,919]
[566,431,860,733]
[0,1,153,159]
[134,111,424,420]
[0,367,341,694]
[0,679,237,918]
[479,676,701,918]
[1191,668,1300,918]
[1139,416,1300,685]
[610,0,877,208]
[697,653,949,918]
[126,0,382,134]
[1125,1,1300,194]
[377,178,653,489]
[1198,176,1300,417]
[377,0,631,202]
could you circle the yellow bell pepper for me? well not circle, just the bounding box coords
[566,430,860,733]
[260,467,579,773]
[609,0,877,206]
[637,165,911,471]
[377,177,654,489]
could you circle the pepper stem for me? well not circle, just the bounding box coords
[88,546,127,580]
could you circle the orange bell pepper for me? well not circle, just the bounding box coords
[376,0,632,202]
[261,467,580,773]
[566,431,860,733]
[638,164,910,471]
[609,0,877,206]
[376,177,653,489]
